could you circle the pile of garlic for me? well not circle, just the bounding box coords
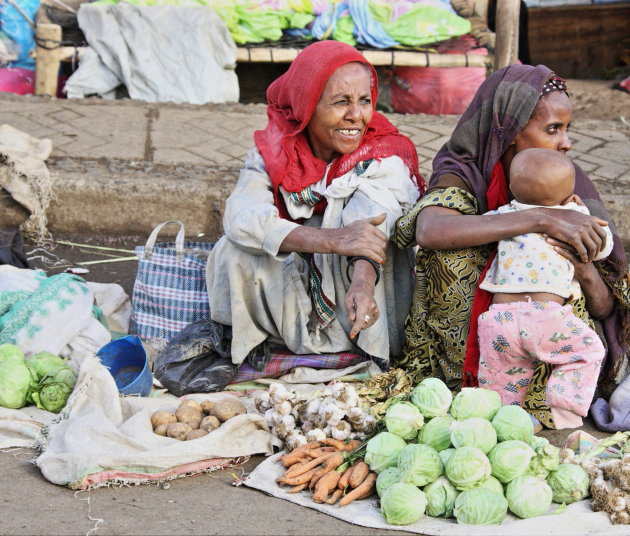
[253,382,377,451]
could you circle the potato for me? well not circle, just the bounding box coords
[175,405,202,429]
[151,410,177,430]
[166,422,192,441]
[186,428,209,441]
[199,415,220,432]
[154,424,169,436]
[200,400,216,415]
[210,398,246,422]
[179,399,202,413]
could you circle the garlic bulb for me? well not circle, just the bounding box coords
[254,391,272,413]
[346,407,365,424]
[362,414,377,434]
[305,428,327,443]
[269,383,290,404]
[285,431,307,452]
[300,420,315,433]
[331,420,352,441]
[322,402,346,427]
[275,400,293,416]
[264,408,282,427]
[332,382,359,409]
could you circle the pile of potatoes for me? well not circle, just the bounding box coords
[150,397,246,441]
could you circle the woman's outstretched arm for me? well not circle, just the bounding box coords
[416,205,609,263]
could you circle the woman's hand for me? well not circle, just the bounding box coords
[540,208,609,263]
[345,260,380,338]
[546,236,614,319]
[329,213,388,264]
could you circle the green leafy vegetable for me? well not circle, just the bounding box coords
[450,388,502,421]
[454,488,508,525]
[418,415,453,452]
[0,344,31,409]
[424,475,459,518]
[450,417,497,454]
[445,446,492,490]
[385,401,425,440]
[410,377,452,418]
[381,482,427,525]
[506,475,553,518]
[376,467,401,498]
[488,440,536,484]
[364,431,407,473]
[398,443,443,487]
[546,464,590,504]
[491,404,534,444]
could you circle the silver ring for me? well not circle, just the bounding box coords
[364,315,370,323]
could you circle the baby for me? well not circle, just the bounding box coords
[477,147,613,429]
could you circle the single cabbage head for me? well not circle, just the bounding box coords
[26,351,70,382]
[0,343,25,365]
[365,432,407,473]
[439,447,456,467]
[385,401,425,440]
[473,475,505,496]
[418,415,453,452]
[547,464,590,504]
[488,440,536,484]
[491,405,534,444]
[450,417,497,454]
[450,388,502,421]
[0,349,31,409]
[410,378,452,418]
[424,475,459,518]
[454,488,508,525]
[445,446,492,490]
[506,475,553,518]
[376,467,401,498]
[381,482,427,525]
[524,442,560,479]
[31,367,76,413]
[398,443,443,487]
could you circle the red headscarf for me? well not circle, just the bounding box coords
[254,41,423,220]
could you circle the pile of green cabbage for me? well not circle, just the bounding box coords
[0,344,77,413]
[368,379,590,526]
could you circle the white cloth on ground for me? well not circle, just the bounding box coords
[65,4,239,104]
[206,148,418,364]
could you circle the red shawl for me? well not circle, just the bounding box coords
[254,41,423,220]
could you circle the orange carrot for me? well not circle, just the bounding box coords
[338,472,377,506]
[313,471,341,503]
[305,447,337,458]
[279,442,322,467]
[326,488,343,505]
[286,483,308,494]
[321,438,362,452]
[337,465,354,490]
[348,461,370,489]
[283,452,336,478]
[277,468,318,486]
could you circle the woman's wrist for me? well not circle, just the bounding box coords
[346,257,380,287]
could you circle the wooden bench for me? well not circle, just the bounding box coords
[33,0,521,97]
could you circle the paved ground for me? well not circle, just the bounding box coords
[0,90,628,535]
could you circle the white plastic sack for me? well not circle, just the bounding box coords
[65,4,239,104]
[35,356,281,488]
[245,453,627,536]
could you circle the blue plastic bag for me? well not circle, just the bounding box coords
[0,0,40,69]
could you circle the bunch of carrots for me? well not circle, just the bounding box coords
[276,438,377,506]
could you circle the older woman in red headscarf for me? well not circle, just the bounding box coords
[206,41,423,370]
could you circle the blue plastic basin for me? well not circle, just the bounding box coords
[96,335,152,397]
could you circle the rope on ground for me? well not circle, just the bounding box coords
[73,490,104,536]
